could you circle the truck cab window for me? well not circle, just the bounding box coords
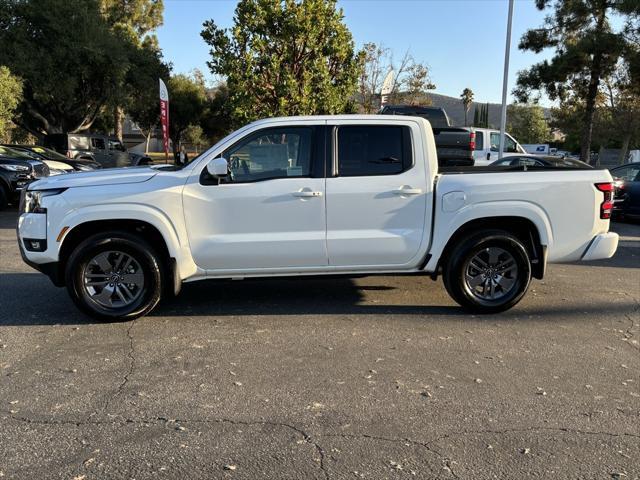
[490,132,518,153]
[223,127,312,183]
[336,125,412,176]
[91,138,106,150]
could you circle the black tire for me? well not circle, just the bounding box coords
[443,229,531,314]
[65,231,164,321]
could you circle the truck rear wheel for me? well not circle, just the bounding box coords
[65,231,163,321]
[443,230,531,313]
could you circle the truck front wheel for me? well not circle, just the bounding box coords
[65,231,164,321]
[443,230,531,313]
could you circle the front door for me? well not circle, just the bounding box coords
[90,136,114,167]
[108,138,131,167]
[325,122,429,267]
[183,125,328,272]
[488,132,522,162]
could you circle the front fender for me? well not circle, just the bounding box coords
[425,200,553,272]
[56,203,199,281]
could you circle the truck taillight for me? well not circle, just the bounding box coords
[595,182,614,219]
[469,132,476,151]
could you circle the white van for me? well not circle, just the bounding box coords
[472,128,528,166]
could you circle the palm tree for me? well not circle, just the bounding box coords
[460,88,474,126]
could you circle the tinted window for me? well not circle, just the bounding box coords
[475,131,484,150]
[91,138,106,150]
[492,159,512,166]
[224,127,312,183]
[510,157,543,167]
[612,165,640,181]
[337,126,412,177]
[381,106,448,128]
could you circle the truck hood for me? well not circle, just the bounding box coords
[29,166,158,190]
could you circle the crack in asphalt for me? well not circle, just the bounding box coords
[5,414,329,479]
[322,432,458,478]
[97,319,137,416]
[6,415,640,478]
[622,293,640,352]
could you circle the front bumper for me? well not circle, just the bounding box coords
[17,211,63,286]
[581,232,619,261]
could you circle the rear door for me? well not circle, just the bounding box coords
[325,120,429,267]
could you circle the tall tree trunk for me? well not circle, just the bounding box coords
[619,133,631,165]
[114,106,124,142]
[580,8,607,164]
[145,131,151,154]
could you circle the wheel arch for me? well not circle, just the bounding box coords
[56,207,198,292]
[431,215,548,280]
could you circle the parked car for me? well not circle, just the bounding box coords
[18,115,618,320]
[609,162,640,219]
[3,144,100,171]
[0,145,72,175]
[490,155,593,169]
[44,133,151,168]
[0,146,49,209]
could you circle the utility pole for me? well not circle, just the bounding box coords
[498,0,514,160]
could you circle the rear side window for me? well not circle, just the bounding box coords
[475,131,484,150]
[612,165,640,181]
[336,125,412,176]
[69,136,90,150]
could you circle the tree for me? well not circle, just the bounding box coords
[201,0,362,126]
[100,0,164,141]
[474,103,489,128]
[167,73,207,156]
[0,66,22,142]
[460,88,474,126]
[100,0,163,40]
[506,104,551,144]
[126,46,171,153]
[200,83,232,144]
[514,0,640,162]
[0,0,135,137]
[357,43,435,113]
[603,64,640,163]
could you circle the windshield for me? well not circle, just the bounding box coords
[0,146,34,160]
[29,146,70,161]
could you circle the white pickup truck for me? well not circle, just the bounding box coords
[18,116,619,320]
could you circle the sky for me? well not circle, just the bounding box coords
[157,0,553,105]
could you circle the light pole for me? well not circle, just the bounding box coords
[498,0,514,160]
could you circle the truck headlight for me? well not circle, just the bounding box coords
[22,189,66,214]
[0,164,30,172]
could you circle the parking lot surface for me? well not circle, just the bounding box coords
[1,207,639,479]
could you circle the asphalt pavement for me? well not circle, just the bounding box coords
[0,207,638,479]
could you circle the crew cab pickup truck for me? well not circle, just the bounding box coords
[18,116,619,320]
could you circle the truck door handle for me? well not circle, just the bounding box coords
[393,186,423,195]
[291,189,323,198]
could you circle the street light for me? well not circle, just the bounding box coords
[498,0,514,160]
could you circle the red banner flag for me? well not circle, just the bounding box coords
[159,79,170,163]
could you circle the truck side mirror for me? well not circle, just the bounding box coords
[206,157,229,178]
[486,152,491,160]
